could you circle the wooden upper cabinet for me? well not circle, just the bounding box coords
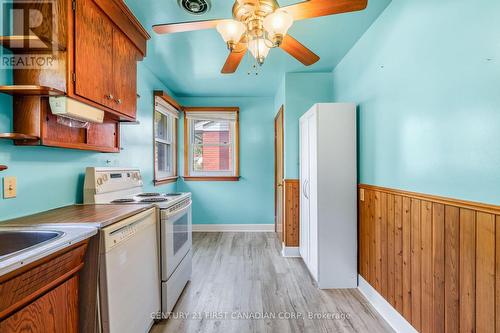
[112,27,138,119]
[73,0,147,120]
[2,0,149,152]
[75,0,114,109]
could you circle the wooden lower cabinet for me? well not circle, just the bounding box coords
[0,241,88,333]
[0,277,79,333]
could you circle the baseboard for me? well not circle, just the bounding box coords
[192,224,275,232]
[281,246,300,257]
[358,276,417,333]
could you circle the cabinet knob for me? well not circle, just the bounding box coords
[105,94,114,100]
[115,98,122,105]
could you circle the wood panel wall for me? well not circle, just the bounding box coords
[358,184,500,332]
[284,179,300,247]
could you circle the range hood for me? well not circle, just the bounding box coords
[49,96,104,123]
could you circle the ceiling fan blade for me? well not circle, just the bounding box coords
[280,35,320,66]
[153,19,230,35]
[221,47,247,74]
[281,0,367,21]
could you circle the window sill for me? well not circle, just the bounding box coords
[182,176,240,182]
[154,176,179,186]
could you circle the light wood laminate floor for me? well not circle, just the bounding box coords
[151,232,393,333]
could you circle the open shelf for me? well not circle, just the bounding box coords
[0,35,66,52]
[0,133,39,141]
[0,85,65,96]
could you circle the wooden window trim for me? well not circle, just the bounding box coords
[154,176,179,185]
[154,90,182,111]
[153,91,181,186]
[183,107,240,181]
[183,176,240,182]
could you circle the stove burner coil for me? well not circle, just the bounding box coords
[137,192,162,197]
[140,197,169,203]
[111,198,135,203]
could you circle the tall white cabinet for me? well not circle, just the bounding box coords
[299,103,357,289]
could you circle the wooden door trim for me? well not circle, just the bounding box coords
[274,106,284,234]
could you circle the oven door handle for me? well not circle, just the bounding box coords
[163,200,192,219]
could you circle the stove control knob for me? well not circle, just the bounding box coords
[97,178,103,186]
[103,174,108,181]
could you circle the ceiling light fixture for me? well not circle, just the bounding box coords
[154,0,370,74]
[216,2,294,67]
[248,37,270,65]
[263,10,293,46]
[216,20,246,51]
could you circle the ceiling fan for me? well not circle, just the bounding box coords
[153,0,368,74]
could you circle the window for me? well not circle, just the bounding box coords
[184,107,239,181]
[154,93,179,184]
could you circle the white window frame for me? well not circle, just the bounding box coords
[184,108,239,180]
[154,95,179,184]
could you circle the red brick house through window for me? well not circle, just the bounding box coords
[194,121,232,172]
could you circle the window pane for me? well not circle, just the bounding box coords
[156,141,172,175]
[155,112,169,141]
[193,120,231,145]
[193,144,232,172]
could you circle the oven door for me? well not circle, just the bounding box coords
[161,201,192,281]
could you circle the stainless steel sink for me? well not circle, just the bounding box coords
[0,230,64,260]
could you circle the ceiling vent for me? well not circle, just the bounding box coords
[178,0,211,15]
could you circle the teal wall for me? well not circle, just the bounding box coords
[333,0,500,205]
[281,72,333,179]
[0,63,176,220]
[273,75,285,115]
[177,97,274,225]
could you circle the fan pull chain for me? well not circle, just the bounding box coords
[247,59,261,76]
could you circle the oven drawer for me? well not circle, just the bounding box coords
[161,250,191,314]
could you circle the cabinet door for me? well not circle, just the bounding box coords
[0,276,79,333]
[75,0,114,109]
[299,117,310,264]
[112,28,138,119]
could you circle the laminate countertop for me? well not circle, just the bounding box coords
[0,204,155,228]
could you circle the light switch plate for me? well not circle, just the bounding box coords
[3,176,16,198]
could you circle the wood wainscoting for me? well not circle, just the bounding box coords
[358,184,500,333]
[283,179,300,247]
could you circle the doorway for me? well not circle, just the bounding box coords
[274,106,284,242]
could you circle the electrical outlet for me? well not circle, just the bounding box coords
[3,176,16,199]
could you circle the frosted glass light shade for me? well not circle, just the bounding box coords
[263,10,293,39]
[248,38,270,65]
[216,20,245,45]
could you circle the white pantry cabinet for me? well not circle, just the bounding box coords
[299,103,357,289]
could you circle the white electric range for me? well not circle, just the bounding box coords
[83,167,192,320]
